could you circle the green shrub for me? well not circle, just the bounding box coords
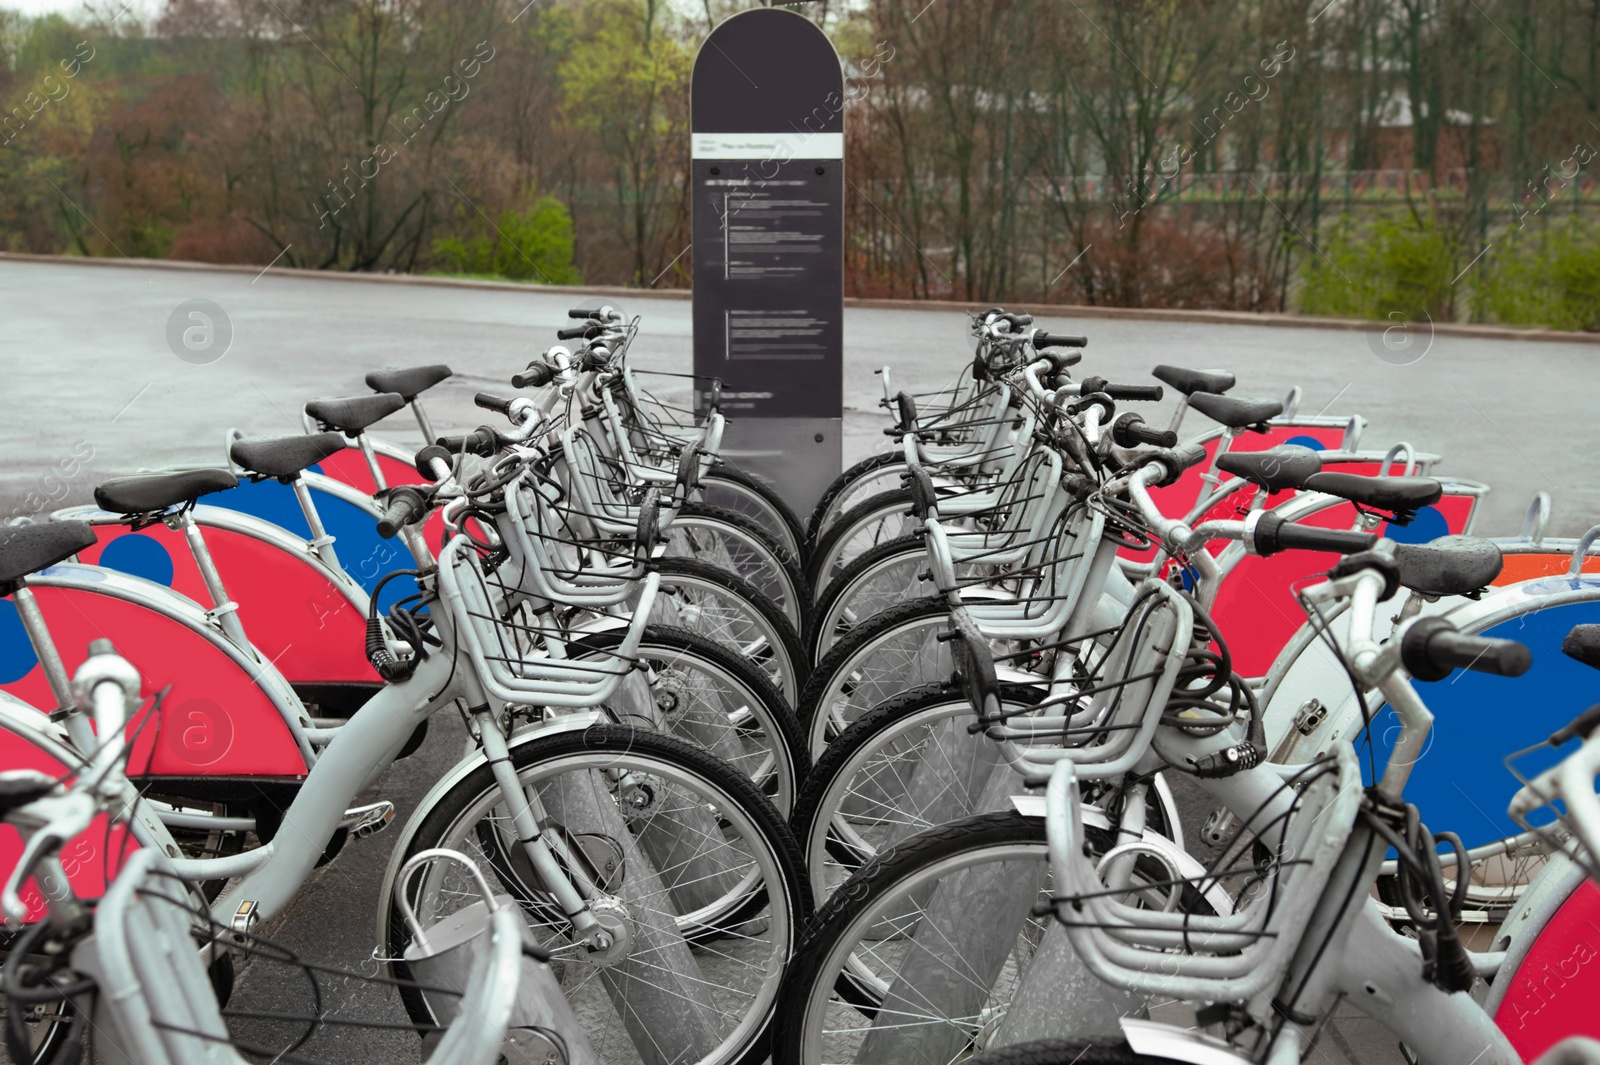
[432,194,582,285]
[1481,222,1600,332]
[1299,216,1457,322]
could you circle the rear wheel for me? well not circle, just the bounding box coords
[807,490,918,597]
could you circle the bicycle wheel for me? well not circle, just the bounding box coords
[564,625,807,815]
[807,453,906,545]
[807,490,918,597]
[665,502,809,631]
[792,683,1046,904]
[798,596,957,757]
[808,535,987,663]
[386,724,811,1065]
[652,557,807,705]
[772,810,1172,1065]
[968,1041,1191,1064]
[700,465,808,565]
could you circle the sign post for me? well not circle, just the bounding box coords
[691,7,844,516]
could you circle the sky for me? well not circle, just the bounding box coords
[5,0,159,19]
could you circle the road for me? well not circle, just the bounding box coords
[2,257,1595,1064]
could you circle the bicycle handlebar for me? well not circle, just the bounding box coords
[376,485,431,539]
[1248,512,1379,558]
[1033,331,1088,350]
[474,392,516,415]
[1079,377,1164,402]
[1112,412,1177,449]
[556,323,603,341]
[434,427,500,457]
[1401,616,1532,681]
[512,360,559,389]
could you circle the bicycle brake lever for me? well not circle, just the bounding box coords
[2,790,96,924]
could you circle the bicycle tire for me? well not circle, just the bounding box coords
[791,682,1047,903]
[806,533,938,662]
[797,595,955,756]
[770,810,1114,1065]
[385,724,812,1065]
[652,556,808,703]
[967,1040,1191,1064]
[806,452,905,545]
[564,625,808,815]
[669,501,811,629]
[701,464,809,565]
[806,488,917,595]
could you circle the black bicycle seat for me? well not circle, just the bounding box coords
[0,521,98,587]
[305,393,405,436]
[1216,445,1322,492]
[94,469,238,515]
[1393,536,1503,597]
[365,364,453,402]
[231,432,347,481]
[1302,472,1442,512]
[1153,365,1236,397]
[1186,392,1282,430]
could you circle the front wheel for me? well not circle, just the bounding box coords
[385,724,811,1065]
[968,1041,1193,1064]
[564,625,807,816]
[700,464,808,566]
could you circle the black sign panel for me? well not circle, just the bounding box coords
[691,8,843,420]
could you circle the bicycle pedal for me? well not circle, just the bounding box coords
[340,800,396,840]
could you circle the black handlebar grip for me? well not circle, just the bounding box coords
[556,325,592,341]
[1252,512,1379,557]
[568,307,602,319]
[413,444,452,477]
[1039,350,1084,372]
[1551,703,1600,745]
[511,360,558,389]
[1033,332,1089,349]
[1113,412,1178,449]
[1402,616,1532,682]
[434,427,499,457]
[474,392,516,415]
[1081,376,1165,402]
[376,486,429,538]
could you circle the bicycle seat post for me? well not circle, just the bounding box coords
[8,581,79,732]
[289,475,342,572]
[173,511,252,651]
[409,396,436,452]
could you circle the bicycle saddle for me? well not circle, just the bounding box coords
[231,432,347,480]
[1302,472,1442,512]
[94,469,238,515]
[1153,365,1235,396]
[1186,391,1282,430]
[1393,535,1503,597]
[1216,445,1322,492]
[305,392,405,436]
[365,364,453,402]
[1563,625,1600,672]
[0,520,98,587]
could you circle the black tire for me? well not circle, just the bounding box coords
[386,724,813,1065]
[806,452,904,545]
[565,624,808,814]
[797,595,954,754]
[652,556,809,697]
[792,682,1047,900]
[806,533,926,661]
[672,501,812,627]
[968,1041,1190,1064]
[702,463,809,566]
[770,811,1110,1065]
[806,488,915,594]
